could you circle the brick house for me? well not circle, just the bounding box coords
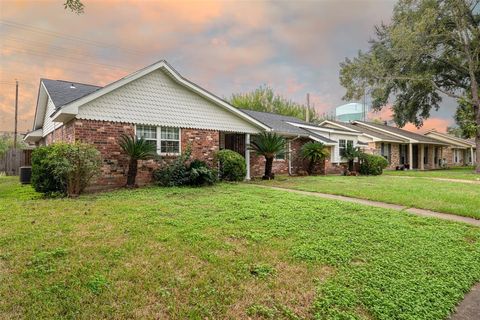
[25,60,360,187]
[424,130,476,167]
[318,120,449,170]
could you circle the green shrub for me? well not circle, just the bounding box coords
[153,147,191,187]
[359,153,389,175]
[31,143,101,196]
[214,149,246,181]
[31,145,66,195]
[153,147,217,187]
[187,160,218,186]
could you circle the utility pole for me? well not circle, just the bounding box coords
[14,80,18,149]
[306,93,310,123]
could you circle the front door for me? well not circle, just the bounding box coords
[223,133,246,157]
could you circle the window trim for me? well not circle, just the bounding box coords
[134,125,181,156]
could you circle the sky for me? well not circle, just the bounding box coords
[0,0,456,133]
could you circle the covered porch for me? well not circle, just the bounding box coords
[399,143,447,170]
[219,132,252,179]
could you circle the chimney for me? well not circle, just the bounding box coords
[306,93,310,123]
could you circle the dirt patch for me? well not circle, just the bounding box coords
[226,261,335,319]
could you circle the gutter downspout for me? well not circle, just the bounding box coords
[288,135,302,175]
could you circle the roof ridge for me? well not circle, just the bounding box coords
[427,130,475,145]
[41,78,102,88]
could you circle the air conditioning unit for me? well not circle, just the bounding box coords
[19,166,32,184]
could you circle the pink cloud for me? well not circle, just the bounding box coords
[403,118,451,133]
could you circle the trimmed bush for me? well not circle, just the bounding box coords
[187,160,218,186]
[31,143,101,196]
[153,147,217,187]
[153,149,191,187]
[214,149,246,181]
[359,153,389,175]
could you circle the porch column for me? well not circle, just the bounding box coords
[408,143,413,170]
[419,144,424,170]
[245,133,251,180]
[471,147,475,165]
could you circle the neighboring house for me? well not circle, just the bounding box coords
[424,130,477,166]
[318,120,448,170]
[239,110,343,175]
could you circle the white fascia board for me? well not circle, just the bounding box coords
[319,120,360,133]
[308,135,336,146]
[425,131,473,148]
[24,128,43,142]
[51,60,270,131]
[33,82,50,130]
[287,122,360,136]
[361,133,405,143]
[352,121,418,143]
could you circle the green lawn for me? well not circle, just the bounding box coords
[255,175,480,219]
[1,177,480,319]
[383,166,480,181]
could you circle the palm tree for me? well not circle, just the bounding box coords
[249,132,286,180]
[301,141,330,175]
[119,134,157,187]
[341,143,361,172]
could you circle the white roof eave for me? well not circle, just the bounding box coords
[24,128,43,142]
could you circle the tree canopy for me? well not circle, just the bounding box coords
[340,0,480,172]
[64,0,84,14]
[229,85,319,122]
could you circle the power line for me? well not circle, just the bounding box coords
[0,19,151,57]
[1,35,145,68]
[2,44,131,71]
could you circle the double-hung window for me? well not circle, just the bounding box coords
[160,127,180,154]
[136,125,180,155]
[136,125,157,148]
[274,146,286,160]
[381,143,391,164]
[339,139,346,156]
[339,139,353,158]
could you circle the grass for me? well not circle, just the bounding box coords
[383,166,480,181]
[1,176,480,319]
[255,175,480,219]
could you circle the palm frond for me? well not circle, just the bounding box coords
[301,141,329,161]
[119,134,157,160]
[248,132,286,158]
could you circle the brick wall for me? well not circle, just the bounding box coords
[74,120,135,188]
[182,129,219,167]
[74,121,222,188]
[41,121,76,146]
[369,142,400,169]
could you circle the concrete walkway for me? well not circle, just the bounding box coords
[255,184,480,319]
[450,283,480,320]
[394,175,480,185]
[255,185,480,227]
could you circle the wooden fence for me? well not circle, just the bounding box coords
[0,149,33,176]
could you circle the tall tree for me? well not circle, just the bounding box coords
[446,126,464,138]
[454,97,478,138]
[230,85,319,123]
[340,0,480,172]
